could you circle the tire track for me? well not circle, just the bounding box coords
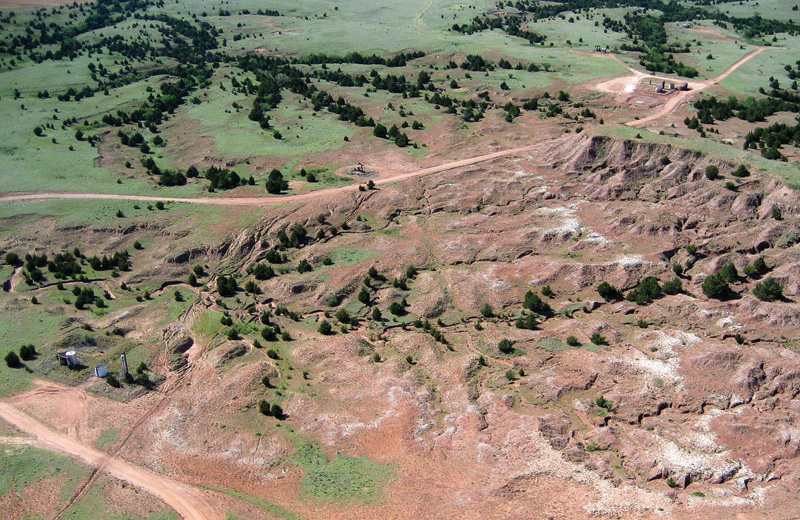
[0,402,223,520]
[0,143,546,207]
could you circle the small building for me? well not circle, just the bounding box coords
[57,349,80,368]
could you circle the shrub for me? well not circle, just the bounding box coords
[253,262,275,280]
[266,349,280,360]
[566,335,580,346]
[271,403,283,418]
[106,374,121,388]
[19,344,37,361]
[626,276,662,305]
[753,277,783,302]
[372,353,381,363]
[595,395,613,410]
[335,308,351,324]
[515,313,538,330]
[505,369,517,381]
[720,262,738,283]
[524,290,551,314]
[731,164,750,178]
[261,326,277,341]
[358,287,371,305]
[743,257,769,278]
[5,351,21,368]
[318,320,333,335]
[261,376,270,388]
[705,165,719,180]
[498,338,514,354]
[541,285,554,298]
[597,282,621,302]
[590,332,607,345]
[479,303,494,318]
[297,259,312,273]
[388,301,405,316]
[259,400,272,416]
[662,277,683,295]
[702,274,731,300]
[135,372,150,387]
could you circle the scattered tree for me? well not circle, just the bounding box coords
[720,262,738,283]
[753,277,783,302]
[498,338,514,354]
[597,282,622,302]
[5,351,21,368]
[358,286,371,305]
[702,273,731,300]
[318,320,333,335]
[524,290,551,314]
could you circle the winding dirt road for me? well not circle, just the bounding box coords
[0,44,770,209]
[626,46,768,127]
[0,402,222,520]
[0,143,541,207]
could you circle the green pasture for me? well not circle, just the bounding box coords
[719,47,800,96]
[62,482,179,520]
[0,444,89,500]
[292,436,394,503]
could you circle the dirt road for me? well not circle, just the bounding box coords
[627,46,767,127]
[0,402,222,520]
[0,143,542,207]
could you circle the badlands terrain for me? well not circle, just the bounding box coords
[1,0,800,519]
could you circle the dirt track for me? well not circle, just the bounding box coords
[627,46,767,127]
[0,143,542,207]
[0,44,771,209]
[0,402,222,520]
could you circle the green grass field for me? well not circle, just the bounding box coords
[62,481,179,520]
[719,47,800,96]
[292,437,394,503]
[0,444,89,499]
[325,247,379,267]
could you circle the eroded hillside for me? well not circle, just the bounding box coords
[3,133,800,519]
